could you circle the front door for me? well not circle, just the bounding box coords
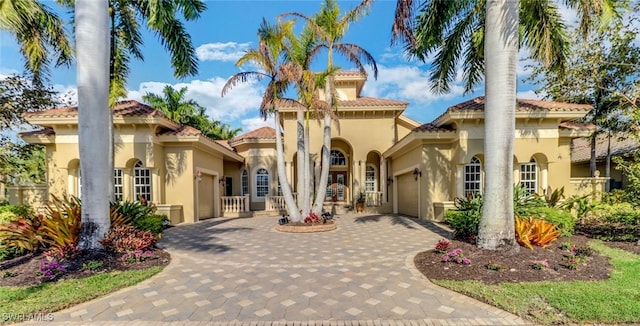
[326,171,346,201]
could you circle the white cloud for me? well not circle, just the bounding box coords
[362,64,467,105]
[128,76,265,123]
[240,116,274,132]
[195,42,251,62]
[517,89,546,100]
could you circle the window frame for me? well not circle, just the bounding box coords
[520,159,538,194]
[133,161,152,202]
[330,149,346,166]
[365,164,377,192]
[113,168,123,201]
[255,168,269,199]
[464,156,482,197]
[241,169,248,196]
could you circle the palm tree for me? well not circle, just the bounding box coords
[75,0,111,249]
[391,0,622,250]
[0,0,73,84]
[58,0,206,105]
[282,0,378,215]
[142,85,199,124]
[222,19,303,221]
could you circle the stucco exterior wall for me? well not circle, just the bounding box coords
[421,144,452,219]
[235,143,277,211]
[163,145,194,222]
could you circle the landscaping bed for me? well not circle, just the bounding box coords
[0,248,170,287]
[414,235,617,284]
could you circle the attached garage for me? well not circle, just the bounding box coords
[396,172,418,217]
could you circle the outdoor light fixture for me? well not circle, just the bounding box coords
[387,177,394,186]
[413,168,422,180]
[219,177,226,186]
[194,170,202,182]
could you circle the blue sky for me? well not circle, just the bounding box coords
[0,0,559,133]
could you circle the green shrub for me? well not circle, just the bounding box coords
[0,204,34,221]
[524,207,576,237]
[133,214,168,235]
[445,195,483,240]
[39,195,82,258]
[577,203,640,241]
[588,203,640,225]
[0,211,18,226]
[111,200,156,223]
[0,245,23,261]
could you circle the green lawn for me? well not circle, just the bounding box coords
[433,241,640,324]
[0,267,162,322]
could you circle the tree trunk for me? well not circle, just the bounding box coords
[274,110,299,221]
[313,112,332,214]
[76,0,111,249]
[605,130,611,191]
[590,131,597,177]
[477,0,518,251]
[295,108,305,217]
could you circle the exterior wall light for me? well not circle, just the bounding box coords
[413,168,422,181]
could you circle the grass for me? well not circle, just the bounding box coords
[0,267,162,320]
[432,241,640,324]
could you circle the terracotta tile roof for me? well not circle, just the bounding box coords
[413,123,456,132]
[446,96,592,113]
[230,126,276,142]
[335,70,366,77]
[20,127,54,136]
[215,140,235,151]
[339,97,409,107]
[571,133,640,163]
[559,121,595,130]
[157,125,201,136]
[23,100,169,119]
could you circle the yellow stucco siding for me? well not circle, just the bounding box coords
[421,144,453,219]
[397,173,418,216]
[163,146,195,222]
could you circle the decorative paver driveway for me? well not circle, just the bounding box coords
[51,214,528,325]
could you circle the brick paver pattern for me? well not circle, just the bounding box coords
[49,214,528,325]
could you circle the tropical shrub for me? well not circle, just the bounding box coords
[39,195,82,258]
[577,202,640,241]
[515,216,560,249]
[527,207,576,237]
[513,184,547,217]
[0,211,18,226]
[0,204,35,220]
[110,205,133,227]
[543,186,565,207]
[112,200,156,223]
[441,248,470,265]
[0,216,42,252]
[100,225,156,254]
[38,261,66,281]
[133,214,168,235]
[434,239,450,253]
[445,194,482,240]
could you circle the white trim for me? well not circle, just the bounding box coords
[252,166,270,202]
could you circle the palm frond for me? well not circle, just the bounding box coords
[221,71,267,97]
[520,0,568,70]
[332,43,378,79]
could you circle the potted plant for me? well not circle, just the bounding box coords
[355,191,366,213]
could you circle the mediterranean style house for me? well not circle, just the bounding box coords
[12,71,603,224]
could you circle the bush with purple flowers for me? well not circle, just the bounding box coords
[37,261,66,281]
[442,248,471,265]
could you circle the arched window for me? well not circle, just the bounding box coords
[134,160,152,201]
[365,165,376,192]
[464,156,482,197]
[330,150,346,166]
[255,168,269,198]
[520,158,538,194]
[241,170,249,196]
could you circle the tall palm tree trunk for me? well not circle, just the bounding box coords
[275,110,300,221]
[313,112,332,214]
[302,119,311,215]
[477,0,518,250]
[295,108,305,221]
[76,0,111,249]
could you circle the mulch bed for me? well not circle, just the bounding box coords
[0,248,170,287]
[414,235,639,284]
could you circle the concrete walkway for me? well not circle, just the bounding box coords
[49,214,528,325]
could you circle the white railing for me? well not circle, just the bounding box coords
[265,194,297,212]
[365,191,383,206]
[221,195,250,213]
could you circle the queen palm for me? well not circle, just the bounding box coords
[392,0,622,249]
[222,19,304,221]
[282,0,378,215]
[0,0,73,84]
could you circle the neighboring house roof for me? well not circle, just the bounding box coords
[23,100,169,119]
[20,127,54,136]
[157,125,202,136]
[571,133,640,163]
